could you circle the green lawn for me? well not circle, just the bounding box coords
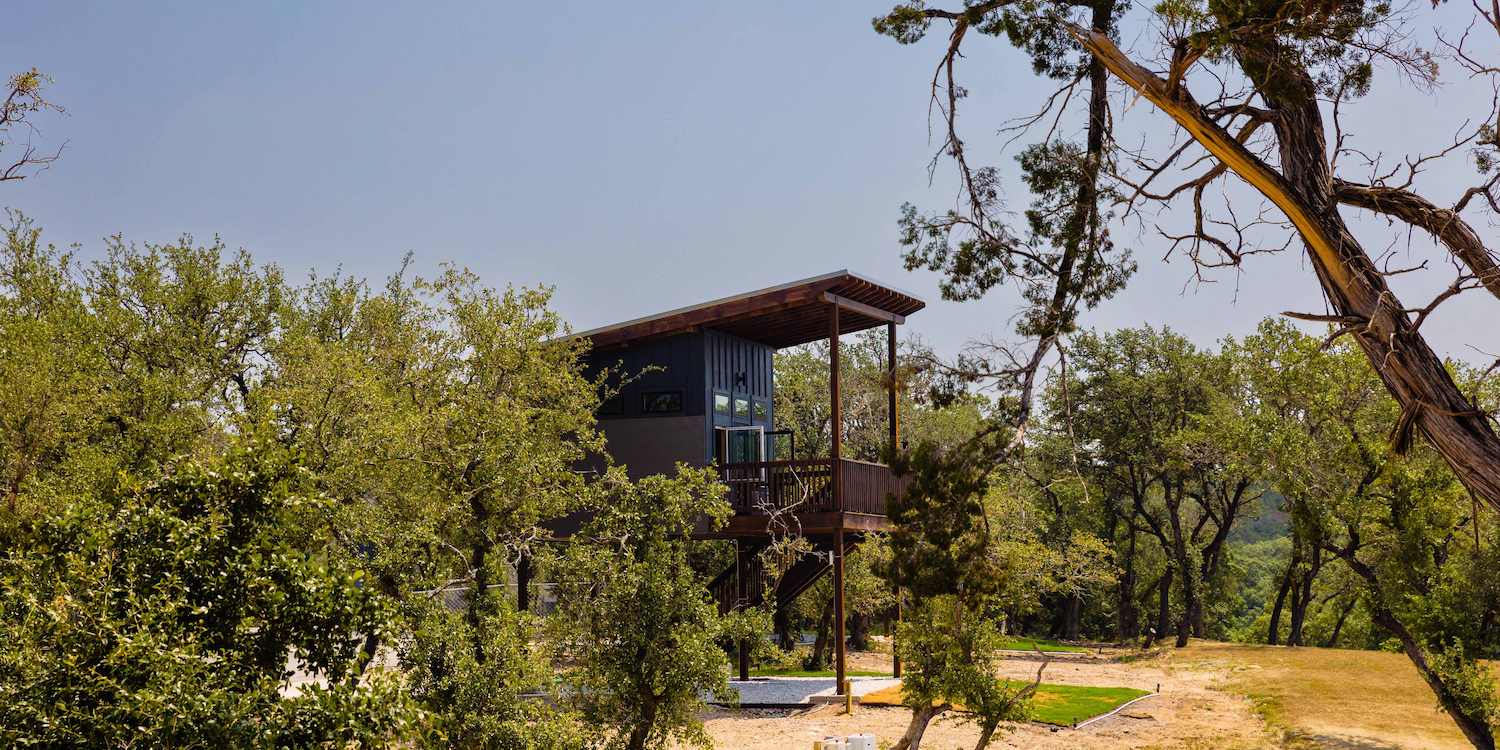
[748,667,889,678]
[996,636,1087,653]
[1025,682,1150,726]
[861,680,1149,726]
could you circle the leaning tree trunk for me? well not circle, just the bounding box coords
[892,703,950,750]
[1324,597,1356,648]
[1069,27,1500,512]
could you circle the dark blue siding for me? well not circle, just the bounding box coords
[585,332,706,420]
[585,328,777,468]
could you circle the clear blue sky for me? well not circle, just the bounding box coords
[4,1,1494,363]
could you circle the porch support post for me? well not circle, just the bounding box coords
[829,301,841,510]
[834,528,847,695]
[736,541,750,681]
[830,300,847,695]
[887,320,901,679]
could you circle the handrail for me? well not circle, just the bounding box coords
[715,457,907,518]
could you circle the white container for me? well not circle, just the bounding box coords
[846,734,876,750]
[819,739,846,750]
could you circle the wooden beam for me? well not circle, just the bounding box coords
[821,291,905,324]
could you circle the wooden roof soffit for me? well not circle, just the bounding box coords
[577,270,925,351]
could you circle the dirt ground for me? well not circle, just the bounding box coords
[1184,641,1473,749]
[699,645,1275,749]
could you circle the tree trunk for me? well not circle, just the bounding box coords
[892,703,949,750]
[1151,567,1173,647]
[1062,593,1082,641]
[627,697,658,750]
[773,602,795,651]
[806,595,834,670]
[1267,554,1297,646]
[1117,528,1139,643]
[1370,606,1496,750]
[1288,547,1321,647]
[972,718,1000,750]
[1167,485,1195,648]
[1325,597,1355,648]
[1335,550,1496,750]
[1286,572,1305,648]
[850,611,871,652]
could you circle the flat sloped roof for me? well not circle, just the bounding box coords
[574,270,926,350]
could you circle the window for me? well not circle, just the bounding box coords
[733,396,751,419]
[641,390,683,414]
[713,392,731,415]
[753,400,769,422]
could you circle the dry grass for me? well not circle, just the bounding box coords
[1175,641,1470,750]
[697,642,1479,749]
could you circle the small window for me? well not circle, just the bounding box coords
[713,392,731,415]
[753,400,769,421]
[641,390,683,414]
[733,396,751,419]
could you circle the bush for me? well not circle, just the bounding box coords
[0,441,422,747]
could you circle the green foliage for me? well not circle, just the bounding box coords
[554,467,753,750]
[400,602,580,749]
[894,596,1035,741]
[0,439,421,747]
[0,216,629,748]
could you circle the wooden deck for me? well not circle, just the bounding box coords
[708,457,906,537]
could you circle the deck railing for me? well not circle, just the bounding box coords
[717,458,907,516]
[837,458,908,515]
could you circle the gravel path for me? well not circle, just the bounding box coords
[725,677,902,706]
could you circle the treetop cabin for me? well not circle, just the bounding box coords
[572,269,925,692]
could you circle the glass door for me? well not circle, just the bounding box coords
[715,425,764,465]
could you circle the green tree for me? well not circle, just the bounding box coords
[271,261,605,743]
[1235,319,1500,747]
[554,467,753,750]
[1052,327,1254,647]
[0,439,420,747]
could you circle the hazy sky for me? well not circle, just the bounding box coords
[5,1,1496,364]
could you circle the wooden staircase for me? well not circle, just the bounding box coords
[707,535,860,617]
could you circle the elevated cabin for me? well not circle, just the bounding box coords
[571,270,924,692]
[575,270,924,537]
